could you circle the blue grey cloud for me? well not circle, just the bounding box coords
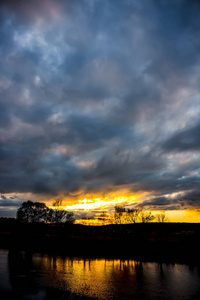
[162,121,200,151]
[1,0,200,215]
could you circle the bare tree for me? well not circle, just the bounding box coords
[156,212,168,223]
[126,209,140,223]
[52,199,63,207]
[51,200,74,223]
[139,211,155,223]
[114,205,126,224]
[98,212,109,225]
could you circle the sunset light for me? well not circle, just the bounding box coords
[0,0,200,223]
[1,1,200,298]
[64,196,138,211]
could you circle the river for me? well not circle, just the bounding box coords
[0,249,200,299]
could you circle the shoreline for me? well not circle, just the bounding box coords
[0,220,200,264]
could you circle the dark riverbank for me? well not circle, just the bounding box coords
[0,218,200,264]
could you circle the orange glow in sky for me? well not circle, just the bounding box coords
[63,196,139,211]
[49,195,200,224]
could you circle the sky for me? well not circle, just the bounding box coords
[0,0,200,222]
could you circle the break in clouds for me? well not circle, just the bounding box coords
[1,0,200,216]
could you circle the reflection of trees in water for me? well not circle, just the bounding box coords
[8,251,98,299]
[8,249,39,297]
[6,252,200,300]
[7,251,74,299]
[44,256,147,299]
[107,260,145,299]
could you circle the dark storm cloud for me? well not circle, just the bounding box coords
[163,121,200,151]
[136,196,182,211]
[175,190,200,208]
[0,198,22,207]
[0,194,22,217]
[83,147,165,190]
[137,189,200,211]
[0,142,82,194]
[1,0,200,214]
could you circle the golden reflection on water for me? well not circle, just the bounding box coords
[35,255,142,299]
[5,251,200,300]
[32,255,199,300]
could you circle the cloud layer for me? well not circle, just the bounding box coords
[1,0,200,216]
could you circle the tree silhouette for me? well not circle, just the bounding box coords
[155,212,168,223]
[114,205,126,224]
[98,212,109,225]
[17,201,48,222]
[16,201,74,223]
[51,200,74,223]
[112,206,142,224]
[139,211,155,223]
[111,206,155,224]
[126,209,140,223]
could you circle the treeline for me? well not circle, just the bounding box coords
[98,206,168,225]
[17,200,74,223]
[16,201,168,225]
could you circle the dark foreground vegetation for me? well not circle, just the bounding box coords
[0,217,200,264]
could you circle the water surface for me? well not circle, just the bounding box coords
[0,249,200,299]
